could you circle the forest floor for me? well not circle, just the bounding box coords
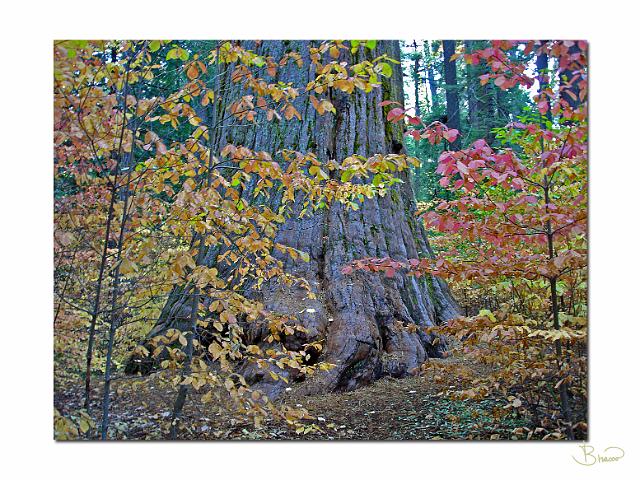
[55,352,539,441]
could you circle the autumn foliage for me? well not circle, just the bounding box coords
[54,39,587,440]
[54,40,420,439]
[343,40,588,440]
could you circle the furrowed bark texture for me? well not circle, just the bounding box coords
[129,40,459,396]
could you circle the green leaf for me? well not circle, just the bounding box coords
[149,40,161,52]
[253,56,266,67]
[379,62,393,78]
[478,309,497,322]
[365,40,377,50]
[79,419,90,433]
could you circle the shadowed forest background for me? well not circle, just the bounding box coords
[53,39,587,440]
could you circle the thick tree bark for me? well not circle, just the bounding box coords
[442,40,461,150]
[128,40,459,397]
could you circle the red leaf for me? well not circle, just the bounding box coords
[472,139,488,149]
[537,100,549,115]
[443,129,459,142]
[387,107,405,122]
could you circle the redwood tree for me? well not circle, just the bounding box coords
[127,40,459,396]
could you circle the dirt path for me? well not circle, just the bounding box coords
[277,375,528,440]
[56,355,532,440]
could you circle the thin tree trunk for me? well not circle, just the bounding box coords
[169,89,219,438]
[54,245,79,325]
[412,40,421,118]
[536,45,553,125]
[471,40,499,145]
[544,181,574,441]
[99,59,134,439]
[169,284,198,439]
[442,40,461,150]
[100,162,133,439]
[537,47,574,439]
[425,41,439,112]
[82,47,138,411]
[464,40,478,137]
[84,175,118,411]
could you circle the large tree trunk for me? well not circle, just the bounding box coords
[128,40,459,397]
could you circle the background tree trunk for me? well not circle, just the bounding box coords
[536,44,553,124]
[412,40,422,117]
[424,41,440,112]
[464,40,478,136]
[128,40,459,397]
[559,42,583,111]
[442,40,461,150]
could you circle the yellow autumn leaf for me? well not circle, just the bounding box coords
[120,258,138,275]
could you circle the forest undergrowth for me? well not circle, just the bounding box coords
[54,340,585,441]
